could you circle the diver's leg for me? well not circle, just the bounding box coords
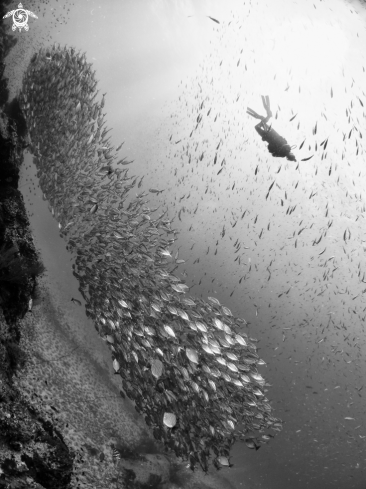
[265,95,271,112]
[247,107,265,120]
[261,95,273,119]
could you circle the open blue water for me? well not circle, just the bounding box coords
[4,0,366,487]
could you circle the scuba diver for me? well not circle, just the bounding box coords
[247,95,297,162]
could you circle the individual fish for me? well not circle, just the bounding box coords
[159,249,172,257]
[167,305,177,315]
[227,362,239,373]
[151,302,162,312]
[101,92,106,108]
[163,412,177,428]
[251,372,265,383]
[222,306,232,316]
[164,324,176,338]
[113,359,120,373]
[112,448,121,461]
[213,318,224,330]
[217,456,231,466]
[207,16,220,24]
[261,434,274,441]
[226,419,235,430]
[186,348,199,363]
[118,299,130,308]
[87,133,94,145]
[245,438,261,450]
[178,308,189,319]
[202,344,214,355]
[71,297,82,306]
[241,374,251,384]
[151,358,163,379]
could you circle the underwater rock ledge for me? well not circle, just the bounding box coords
[0,107,75,487]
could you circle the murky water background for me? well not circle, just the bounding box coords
[5,0,366,487]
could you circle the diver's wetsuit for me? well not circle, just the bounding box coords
[255,122,295,160]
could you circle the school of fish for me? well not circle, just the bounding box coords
[18,44,282,472]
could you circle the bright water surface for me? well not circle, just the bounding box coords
[4,0,366,487]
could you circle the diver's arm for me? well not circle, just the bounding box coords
[255,122,266,138]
